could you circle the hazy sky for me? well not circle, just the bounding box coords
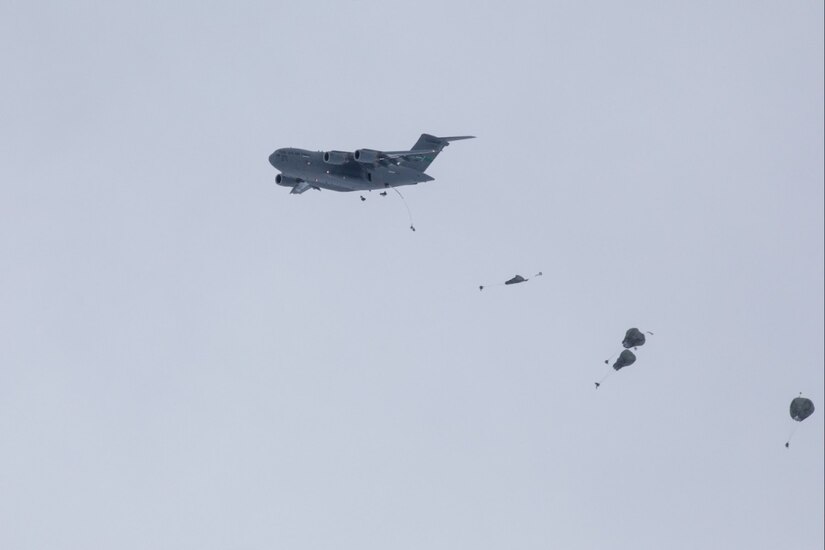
[1,2,822,549]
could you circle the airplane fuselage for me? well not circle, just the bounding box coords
[269,148,432,193]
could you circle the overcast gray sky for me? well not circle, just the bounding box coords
[1,1,823,549]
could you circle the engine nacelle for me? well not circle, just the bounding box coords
[275,174,299,187]
[353,149,380,163]
[323,150,351,164]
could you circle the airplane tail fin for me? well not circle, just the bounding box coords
[401,134,475,172]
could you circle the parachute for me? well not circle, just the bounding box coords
[612,349,636,371]
[622,328,650,349]
[785,395,815,448]
[790,397,815,422]
[479,272,542,291]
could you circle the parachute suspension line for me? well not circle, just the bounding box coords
[391,186,415,231]
[595,369,615,389]
[603,348,624,365]
[478,282,507,291]
[785,422,800,448]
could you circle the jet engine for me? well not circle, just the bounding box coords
[353,149,380,163]
[275,174,300,186]
[323,151,350,164]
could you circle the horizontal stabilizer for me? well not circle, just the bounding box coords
[435,135,476,142]
[381,148,439,159]
[290,181,312,194]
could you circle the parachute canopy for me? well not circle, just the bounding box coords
[613,349,636,371]
[622,328,646,349]
[790,397,815,422]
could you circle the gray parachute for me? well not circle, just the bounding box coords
[612,349,636,371]
[505,275,527,285]
[622,328,647,349]
[790,397,815,422]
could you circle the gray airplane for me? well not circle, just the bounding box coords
[268,133,474,194]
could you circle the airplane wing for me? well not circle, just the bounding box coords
[290,181,313,194]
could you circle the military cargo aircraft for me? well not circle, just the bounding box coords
[268,133,474,194]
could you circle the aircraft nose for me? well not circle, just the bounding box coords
[268,150,279,167]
